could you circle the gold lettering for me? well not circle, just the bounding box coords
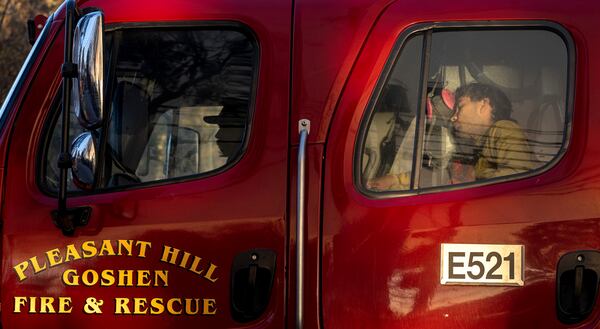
[13,261,29,281]
[64,269,168,287]
[166,298,182,315]
[98,240,116,256]
[161,245,180,265]
[134,298,147,315]
[109,297,217,315]
[82,269,99,286]
[137,270,151,287]
[64,244,82,262]
[58,297,72,313]
[184,298,200,315]
[30,256,46,274]
[14,297,27,313]
[118,270,133,287]
[189,256,204,275]
[101,269,115,286]
[115,298,131,314]
[40,297,55,314]
[204,263,219,282]
[13,296,73,314]
[81,241,98,258]
[29,296,37,313]
[62,269,79,286]
[179,251,191,268]
[155,270,168,287]
[136,241,152,258]
[46,248,63,267]
[117,240,133,256]
[150,298,164,315]
[203,299,217,315]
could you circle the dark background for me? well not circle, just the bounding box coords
[0,0,60,103]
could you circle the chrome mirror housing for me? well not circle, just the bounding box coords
[71,11,104,129]
[70,132,98,190]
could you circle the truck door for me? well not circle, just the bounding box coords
[321,1,600,328]
[1,0,291,328]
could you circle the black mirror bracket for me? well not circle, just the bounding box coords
[54,143,91,237]
[61,62,78,78]
[51,207,92,236]
[53,0,82,236]
[57,152,72,169]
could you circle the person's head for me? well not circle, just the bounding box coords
[381,84,409,113]
[204,105,246,161]
[450,83,512,139]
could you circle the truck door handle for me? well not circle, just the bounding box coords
[296,119,310,329]
[556,250,600,324]
[230,249,276,322]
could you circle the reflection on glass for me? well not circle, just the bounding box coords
[45,107,86,192]
[363,35,423,191]
[44,28,257,190]
[361,29,568,192]
[106,29,256,187]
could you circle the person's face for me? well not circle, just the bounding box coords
[451,96,492,139]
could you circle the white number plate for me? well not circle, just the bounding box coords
[440,243,524,286]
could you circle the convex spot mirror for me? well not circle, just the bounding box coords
[70,132,98,191]
[71,11,104,129]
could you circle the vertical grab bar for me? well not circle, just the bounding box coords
[296,119,310,329]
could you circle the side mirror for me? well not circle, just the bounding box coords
[70,132,98,190]
[71,11,104,129]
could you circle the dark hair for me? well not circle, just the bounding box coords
[454,83,512,121]
[381,84,410,113]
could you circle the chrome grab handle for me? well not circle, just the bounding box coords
[296,119,310,329]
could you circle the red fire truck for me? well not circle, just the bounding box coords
[0,0,597,327]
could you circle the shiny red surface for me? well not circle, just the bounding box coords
[2,0,600,328]
[291,0,392,144]
[320,0,600,328]
[1,0,292,328]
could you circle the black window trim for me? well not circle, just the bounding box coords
[410,30,432,190]
[37,20,261,197]
[354,20,576,199]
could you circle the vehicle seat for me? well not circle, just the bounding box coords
[526,68,565,165]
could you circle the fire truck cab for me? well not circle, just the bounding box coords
[0,0,598,328]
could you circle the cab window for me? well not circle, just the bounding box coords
[42,27,258,191]
[360,26,570,193]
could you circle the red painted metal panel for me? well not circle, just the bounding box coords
[319,0,600,328]
[0,1,292,328]
[291,0,393,144]
[2,0,600,327]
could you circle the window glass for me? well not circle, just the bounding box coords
[361,28,569,193]
[362,35,422,191]
[43,28,257,191]
[44,103,86,192]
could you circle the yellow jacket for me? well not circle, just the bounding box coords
[474,120,537,179]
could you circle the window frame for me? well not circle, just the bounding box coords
[354,21,576,199]
[37,21,260,196]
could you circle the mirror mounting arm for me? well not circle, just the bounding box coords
[53,0,87,236]
[61,62,78,78]
[51,207,92,236]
